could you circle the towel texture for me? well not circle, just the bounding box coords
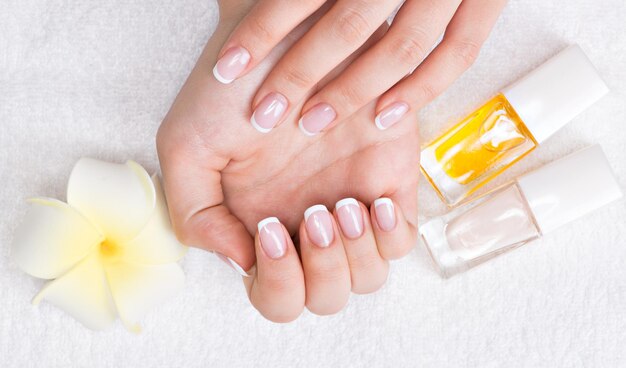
[1,0,625,367]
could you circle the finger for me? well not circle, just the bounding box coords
[243,217,305,323]
[376,0,507,116]
[334,198,389,294]
[213,0,326,84]
[252,0,401,136]
[299,205,351,315]
[156,123,255,276]
[370,197,417,260]
[302,0,461,133]
[250,20,389,134]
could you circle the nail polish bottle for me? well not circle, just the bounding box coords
[420,145,623,278]
[421,45,609,206]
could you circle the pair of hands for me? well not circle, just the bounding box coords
[157,0,505,322]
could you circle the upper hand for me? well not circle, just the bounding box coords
[213,0,506,135]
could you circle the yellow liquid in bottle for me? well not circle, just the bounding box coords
[421,94,538,205]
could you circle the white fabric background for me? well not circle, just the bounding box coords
[1,0,625,367]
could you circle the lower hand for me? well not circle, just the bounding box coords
[157,1,418,321]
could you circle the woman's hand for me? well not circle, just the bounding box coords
[213,0,506,135]
[157,1,418,321]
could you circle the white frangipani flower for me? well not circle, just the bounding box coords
[12,158,187,332]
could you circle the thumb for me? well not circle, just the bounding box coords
[156,124,255,276]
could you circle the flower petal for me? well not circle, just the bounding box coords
[67,158,156,243]
[105,261,185,332]
[121,175,187,264]
[33,252,118,330]
[12,198,104,279]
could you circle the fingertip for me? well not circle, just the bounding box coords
[372,197,397,232]
[257,216,288,259]
[374,102,410,131]
[249,217,306,322]
[371,197,416,260]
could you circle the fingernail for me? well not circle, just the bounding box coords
[304,205,334,247]
[258,217,287,259]
[251,93,288,133]
[213,46,251,84]
[374,102,409,130]
[298,103,337,136]
[335,198,364,239]
[374,198,396,232]
[215,253,251,277]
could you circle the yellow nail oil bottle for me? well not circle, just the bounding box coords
[420,45,609,206]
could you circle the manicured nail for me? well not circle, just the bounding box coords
[335,198,364,239]
[258,217,287,259]
[304,205,334,247]
[215,252,250,277]
[374,198,396,232]
[374,102,409,130]
[213,46,251,84]
[251,93,288,133]
[298,103,337,136]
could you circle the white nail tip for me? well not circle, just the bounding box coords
[226,257,250,277]
[215,252,250,277]
[374,198,394,208]
[374,115,388,131]
[250,115,272,134]
[298,118,317,137]
[257,217,280,233]
[304,204,328,221]
[335,198,359,210]
[212,65,234,85]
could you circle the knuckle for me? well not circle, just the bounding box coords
[415,81,438,103]
[391,30,429,66]
[350,252,386,274]
[246,16,277,46]
[281,65,314,90]
[380,240,414,260]
[334,80,367,110]
[261,269,305,294]
[333,7,372,44]
[305,258,348,284]
[449,39,481,68]
[174,221,195,246]
[350,259,389,295]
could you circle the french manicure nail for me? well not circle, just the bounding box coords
[335,198,364,239]
[258,217,287,259]
[299,103,337,136]
[374,198,396,232]
[213,46,251,84]
[215,252,250,277]
[304,205,334,247]
[374,102,409,130]
[251,93,288,133]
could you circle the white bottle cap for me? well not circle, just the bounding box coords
[517,145,623,234]
[502,45,609,144]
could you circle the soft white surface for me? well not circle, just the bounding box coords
[1,0,625,366]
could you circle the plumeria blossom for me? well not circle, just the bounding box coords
[12,158,187,332]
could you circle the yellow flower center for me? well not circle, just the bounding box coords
[99,239,122,262]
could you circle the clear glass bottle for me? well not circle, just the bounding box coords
[421,45,609,206]
[420,145,623,278]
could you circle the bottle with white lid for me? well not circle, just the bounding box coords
[420,44,609,206]
[419,145,623,278]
